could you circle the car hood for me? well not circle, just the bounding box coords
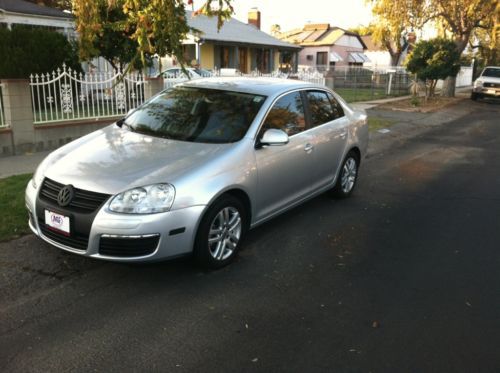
[479,76,500,84]
[44,125,232,195]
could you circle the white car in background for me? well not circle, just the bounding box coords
[471,66,500,100]
[159,67,213,89]
[159,67,212,79]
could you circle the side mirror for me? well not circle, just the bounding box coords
[260,129,289,146]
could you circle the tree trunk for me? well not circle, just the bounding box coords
[441,76,456,97]
[390,53,401,66]
[441,36,469,97]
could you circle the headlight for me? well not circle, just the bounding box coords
[474,80,483,88]
[108,184,175,214]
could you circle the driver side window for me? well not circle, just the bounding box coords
[261,92,306,137]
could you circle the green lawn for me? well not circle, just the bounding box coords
[335,87,408,103]
[0,174,32,241]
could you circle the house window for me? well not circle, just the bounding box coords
[316,52,327,66]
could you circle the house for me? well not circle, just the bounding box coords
[166,9,301,74]
[0,0,74,38]
[277,23,369,71]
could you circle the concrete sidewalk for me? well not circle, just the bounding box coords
[0,150,50,179]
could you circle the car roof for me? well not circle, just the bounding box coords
[177,77,322,96]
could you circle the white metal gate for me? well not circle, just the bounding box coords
[30,64,145,124]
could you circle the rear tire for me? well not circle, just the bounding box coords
[332,151,360,198]
[193,195,247,269]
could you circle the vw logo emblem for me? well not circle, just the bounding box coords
[57,185,75,207]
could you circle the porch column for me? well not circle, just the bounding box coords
[2,79,35,154]
[234,46,239,71]
[195,42,201,66]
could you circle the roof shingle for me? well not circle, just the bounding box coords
[0,0,72,19]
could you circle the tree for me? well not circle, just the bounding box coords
[85,0,140,71]
[270,24,281,36]
[349,23,411,66]
[369,0,499,96]
[406,38,461,98]
[73,0,234,69]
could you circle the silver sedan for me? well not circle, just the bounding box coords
[25,78,368,268]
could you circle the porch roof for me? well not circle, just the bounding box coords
[187,11,301,50]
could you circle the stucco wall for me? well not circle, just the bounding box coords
[0,130,13,156]
[298,43,365,69]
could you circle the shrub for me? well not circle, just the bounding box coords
[406,38,461,98]
[0,25,81,79]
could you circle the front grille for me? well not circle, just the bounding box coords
[40,178,111,213]
[99,235,160,257]
[484,82,500,88]
[38,218,89,251]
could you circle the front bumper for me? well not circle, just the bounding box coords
[26,180,205,262]
[473,86,500,97]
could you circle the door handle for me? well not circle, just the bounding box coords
[340,131,347,139]
[304,143,314,153]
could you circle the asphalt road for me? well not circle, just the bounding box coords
[1,98,500,372]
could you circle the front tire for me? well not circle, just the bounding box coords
[194,195,247,269]
[332,151,360,198]
[471,92,478,101]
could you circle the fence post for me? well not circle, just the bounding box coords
[2,79,35,155]
[143,77,164,100]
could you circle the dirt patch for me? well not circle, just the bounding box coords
[378,96,465,113]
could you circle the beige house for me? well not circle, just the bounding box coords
[168,9,301,73]
[277,23,369,71]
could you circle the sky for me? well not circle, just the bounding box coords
[229,0,374,33]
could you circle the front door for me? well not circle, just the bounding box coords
[239,48,248,73]
[304,90,349,191]
[254,91,314,222]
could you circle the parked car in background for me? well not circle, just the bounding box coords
[26,78,368,268]
[158,67,212,79]
[159,67,213,89]
[471,66,500,100]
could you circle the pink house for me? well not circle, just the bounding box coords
[278,23,369,71]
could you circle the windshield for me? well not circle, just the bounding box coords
[482,68,500,78]
[124,87,266,143]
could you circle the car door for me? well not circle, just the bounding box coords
[304,90,349,191]
[254,90,315,221]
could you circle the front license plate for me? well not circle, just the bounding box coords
[487,89,496,95]
[45,210,70,235]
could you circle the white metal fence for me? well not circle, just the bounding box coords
[0,83,8,129]
[456,66,473,87]
[30,64,145,124]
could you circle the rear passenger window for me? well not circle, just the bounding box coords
[261,92,306,136]
[306,91,336,127]
[327,92,345,119]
